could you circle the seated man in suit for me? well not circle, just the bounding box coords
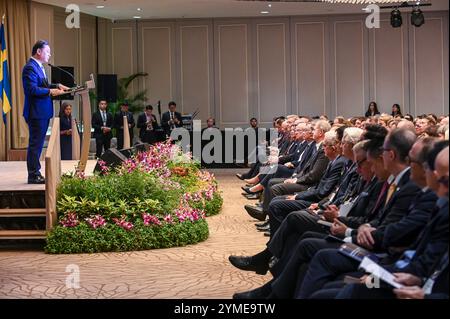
[229,138,377,278]
[92,99,113,158]
[231,128,433,299]
[161,101,183,138]
[22,40,67,184]
[243,120,331,221]
[308,146,449,300]
[114,101,135,150]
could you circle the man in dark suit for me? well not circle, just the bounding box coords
[244,120,330,220]
[114,101,135,150]
[22,40,67,184]
[137,105,159,144]
[161,101,183,138]
[92,99,113,158]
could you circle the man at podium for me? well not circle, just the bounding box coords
[22,40,67,184]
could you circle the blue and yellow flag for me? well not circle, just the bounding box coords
[0,16,12,124]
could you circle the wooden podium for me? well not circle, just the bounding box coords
[68,74,95,172]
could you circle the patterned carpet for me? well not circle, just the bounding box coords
[0,169,272,299]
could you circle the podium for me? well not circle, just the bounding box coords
[69,74,95,172]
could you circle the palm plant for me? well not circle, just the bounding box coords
[116,72,149,114]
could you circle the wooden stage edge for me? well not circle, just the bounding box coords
[0,160,97,192]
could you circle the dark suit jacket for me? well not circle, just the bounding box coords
[161,111,183,136]
[22,58,58,122]
[331,162,360,207]
[294,145,330,187]
[352,170,422,250]
[114,111,135,130]
[137,113,159,139]
[278,141,303,164]
[398,197,449,278]
[292,141,316,170]
[338,177,383,229]
[295,155,347,202]
[381,188,438,250]
[92,111,113,139]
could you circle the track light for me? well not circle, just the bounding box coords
[411,7,425,27]
[390,9,403,28]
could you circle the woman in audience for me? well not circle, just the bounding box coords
[59,102,73,160]
[365,101,380,118]
[391,103,402,117]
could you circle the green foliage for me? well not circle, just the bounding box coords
[45,219,209,254]
[117,72,149,114]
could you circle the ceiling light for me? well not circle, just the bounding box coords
[411,7,425,27]
[133,16,141,19]
[137,8,142,11]
[268,4,272,7]
[261,11,269,14]
[96,5,105,9]
[390,9,402,28]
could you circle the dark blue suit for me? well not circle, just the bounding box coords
[22,58,57,179]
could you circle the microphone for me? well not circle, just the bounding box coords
[48,64,77,88]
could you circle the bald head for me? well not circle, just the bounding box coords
[435,147,449,197]
[397,120,416,134]
[436,147,449,175]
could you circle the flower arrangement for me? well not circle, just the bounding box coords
[46,141,222,254]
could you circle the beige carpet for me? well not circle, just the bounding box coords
[0,169,272,299]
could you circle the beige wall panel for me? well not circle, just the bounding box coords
[112,27,134,80]
[414,18,445,115]
[141,27,172,106]
[180,26,210,120]
[30,2,53,48]
[257,23,287,123]
[80,18,97,82]
[373,21,405,114]
[295,22,326,117]
[334,21,365,118]
[218,25,249,125]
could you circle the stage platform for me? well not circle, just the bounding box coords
[0,160,97,192]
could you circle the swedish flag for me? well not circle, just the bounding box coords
[0,16,12,124]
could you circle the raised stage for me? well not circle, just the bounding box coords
[0,160,97,192]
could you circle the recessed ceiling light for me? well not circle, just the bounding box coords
[137,8,142,11]
[96,5,104,9]
[268,4,272,7]
[261,11,269,14]
[133,16,141,19]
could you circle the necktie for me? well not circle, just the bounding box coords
[369,181,389,218]
[385,182,397,205]
[102,111,106,123]
[41,65,47,78]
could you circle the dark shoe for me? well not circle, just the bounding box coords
[264,230,271,237]
[228,255,269,275]
[241,186,253,194]
[236,173,245,180]
[245,193,261,200]
[233,285,272,299]
[257,224,270,232]
[28,176,45,184]
[244,205,266,221]
[245,183,255,187]
[255,220,269,227]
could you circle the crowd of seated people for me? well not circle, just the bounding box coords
[231,108,449,299]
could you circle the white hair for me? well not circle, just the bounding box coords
[323,130,338,145]
[343,127,364,145]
